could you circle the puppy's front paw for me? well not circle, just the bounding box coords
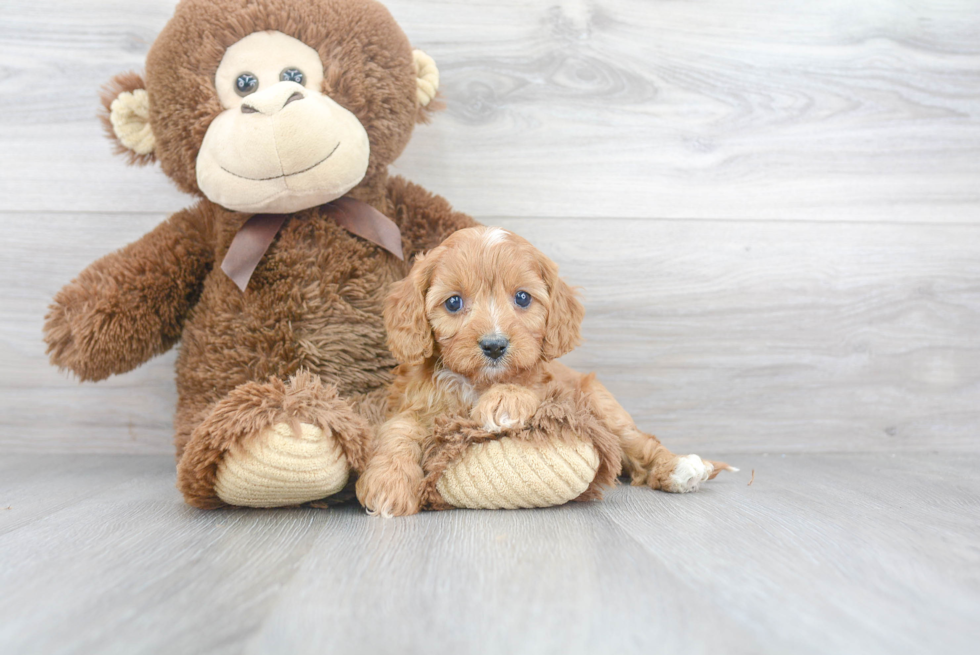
[355,465,422,518]
[471,384,541,433]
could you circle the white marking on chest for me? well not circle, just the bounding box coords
[434,368,481,406]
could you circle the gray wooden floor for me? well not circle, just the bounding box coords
[1,453,977,654]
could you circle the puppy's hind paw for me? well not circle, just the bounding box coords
[662,455,738,493]
[482,412,516,433]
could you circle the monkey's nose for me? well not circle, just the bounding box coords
[479,336,509,361]
[239,82,306,115]
[283,91,304,108]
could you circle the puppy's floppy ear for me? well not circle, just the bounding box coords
[538,253,585,361]
[385,250,440,365]
[99,72,156,166]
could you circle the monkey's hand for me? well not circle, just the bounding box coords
[471,384,541,433]
[43,208,211,381]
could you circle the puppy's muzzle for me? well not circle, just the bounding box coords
[479,336,509,361]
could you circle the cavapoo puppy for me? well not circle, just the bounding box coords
[356,226,733,516]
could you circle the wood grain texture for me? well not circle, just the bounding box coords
[0,211,179,453]
[0,0,978,220]
[597,452,980,654]
[0,453,978,654]
[4,213,977,454]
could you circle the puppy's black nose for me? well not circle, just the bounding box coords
[479,336,509,361]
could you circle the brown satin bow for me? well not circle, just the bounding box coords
[220,196,404,292]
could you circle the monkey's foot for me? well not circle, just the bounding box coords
[176,371,371,509]
[213,422,349,508]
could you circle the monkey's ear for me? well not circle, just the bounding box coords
[412,50,443,123]
[99,72,156,165]
[384,250,440,365]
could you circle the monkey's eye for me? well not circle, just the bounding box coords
[280,68,305,85]
[444,295,463,313]
[515,291,532,308]
[235,73,258,97]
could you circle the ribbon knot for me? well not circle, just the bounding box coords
[220,196,404,292]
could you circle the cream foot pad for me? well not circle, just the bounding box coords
[214,422,349,508]
[436,437,600,510]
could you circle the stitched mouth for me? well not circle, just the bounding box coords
[220,142,341,181]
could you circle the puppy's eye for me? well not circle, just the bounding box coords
[235,72,258,97]
[515,291,532,308]
[444,295,463,313]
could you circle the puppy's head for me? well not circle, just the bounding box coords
[384,226,584,382]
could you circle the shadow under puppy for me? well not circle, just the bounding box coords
[356,226,734,516]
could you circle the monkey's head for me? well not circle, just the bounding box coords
[102,0,440,214]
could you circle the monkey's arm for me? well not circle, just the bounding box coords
[387,175,480,259]
[43,203,214,381]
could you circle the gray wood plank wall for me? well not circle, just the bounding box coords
[1,0,978,455]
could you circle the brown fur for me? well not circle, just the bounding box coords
[43,203,216,382]
[357,226,732,515]
[43,0,476,508]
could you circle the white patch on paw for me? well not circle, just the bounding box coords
[366,503,395,519]
[483,412,514,433]
[668,454,713,493]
